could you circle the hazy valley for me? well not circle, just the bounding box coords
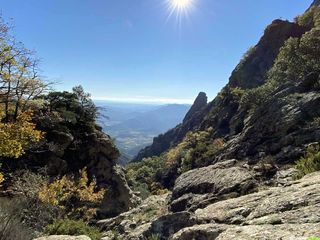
[95,101,190,163]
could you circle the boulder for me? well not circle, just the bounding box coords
[172,224,228,240]
[98,194,169,240]
[146,212,195,239]
[162,172,320,239]
[215,224,320,240]
[34,236,91,240]
[195,172,320,225]
[170,160,257,212]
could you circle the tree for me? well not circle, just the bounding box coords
[0,17,51,122]
[72,85,97,122]
[0,18,44,158]
[268,28,320,84]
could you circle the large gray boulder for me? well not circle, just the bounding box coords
[142,172,320,239]
[34,236,91,240]
[195,171,320,225]
[215,224,320,240]
[170,160,258,212]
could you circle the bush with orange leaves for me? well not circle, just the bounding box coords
[0,110,43,158]
[38,168,106,221]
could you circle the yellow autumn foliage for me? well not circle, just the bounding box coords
[38,168,106,220]
[0,110,43,158]
[0,172,4,186]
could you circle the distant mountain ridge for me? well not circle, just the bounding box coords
[97,102,190,163]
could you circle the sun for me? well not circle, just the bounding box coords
[166,0,195,24]
[171,0,192,9]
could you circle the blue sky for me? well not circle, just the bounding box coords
[0,0,312,103]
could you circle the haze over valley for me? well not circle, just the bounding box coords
[96,101,190,162]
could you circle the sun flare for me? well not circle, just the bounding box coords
[172,0,192,9]
[166,0,195,24]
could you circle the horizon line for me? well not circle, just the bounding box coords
[93,96,194,104]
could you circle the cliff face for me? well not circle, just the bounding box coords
[229,20,306,89]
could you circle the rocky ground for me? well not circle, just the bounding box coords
[84,166,320,240]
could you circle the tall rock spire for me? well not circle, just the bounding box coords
[183,92,207,123]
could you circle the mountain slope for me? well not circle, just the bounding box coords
[134,93,208,161]
[135,19,307,162]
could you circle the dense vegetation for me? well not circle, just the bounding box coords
[126,129,225,196]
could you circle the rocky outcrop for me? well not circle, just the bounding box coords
[229,20,306,89]
[170,160,258,212]
[34,236,91,240]
[2,115,137,217]
[183,92,207,123]
[134,92,209,161]
[42,127,137,218]
[173,223,320,240]
[142,171,320,239]
[195,171,320,225]
[219,87,320,165]
[97,194,169,240]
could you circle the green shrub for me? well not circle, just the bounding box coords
[45,219,102,240]
[295,145,320,179]
[240,80,279,111]
[307,237,320,240]
[146,234,161,240]
[126,156,166,197]
[295,6,320,28]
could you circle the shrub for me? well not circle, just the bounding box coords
[240,80,279,111]
[179,131,225,172]
[146,234,161,240]
[295,145,320,179]
[307,237,320,240]
[45,219,102,240]
[10,170,62,231]
[0,110,43,158]
[38,168,105,220]
[126,156,166,198]
[295,6,320,28]
[268,28,320,85]
[0,198,34,240]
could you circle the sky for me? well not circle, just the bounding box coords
[0,0,313,104]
